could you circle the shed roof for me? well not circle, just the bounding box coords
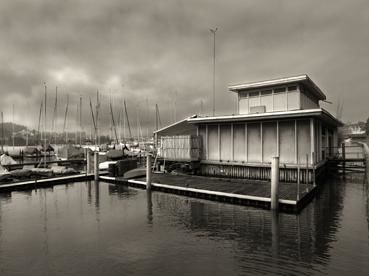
[154,115,198,136]
[228,74,326,101]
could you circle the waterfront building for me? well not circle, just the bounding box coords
[155,75,343,182]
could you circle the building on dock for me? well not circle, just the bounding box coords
[154,75,343,183]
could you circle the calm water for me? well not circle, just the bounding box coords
[0,174,368,275]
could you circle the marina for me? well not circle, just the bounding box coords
[1,0,369,274]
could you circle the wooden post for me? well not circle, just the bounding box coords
[146,154,152,190]
[341,143,346,174]
[94,151,99,181]
[86,149,91,174]
[312,152,316,187]
[271,156,280,210]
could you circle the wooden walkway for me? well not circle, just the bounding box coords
[100,173,316,213]
[0,173,94,192]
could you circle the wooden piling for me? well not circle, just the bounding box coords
[146,154,152,190]
[271,156,280,210]
[312,152,316,187]
[342,143,346,174]
[86,149,91,174]
[94,151,99,181]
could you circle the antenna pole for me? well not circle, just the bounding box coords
[210,27,218,116]
[44,83,47,168]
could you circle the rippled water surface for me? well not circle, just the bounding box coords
[0,174,368,275]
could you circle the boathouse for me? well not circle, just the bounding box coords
[155,75,343,183]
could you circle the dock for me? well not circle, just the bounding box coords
[100,173,316,213]
[0,173,94,192]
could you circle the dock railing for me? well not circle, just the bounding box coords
[325,144,365,160]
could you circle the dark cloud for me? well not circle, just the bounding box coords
[1,0,369,136]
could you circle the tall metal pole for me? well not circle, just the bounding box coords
[210,27,218,116]
[1,111,3,153]
[44,83,47,168]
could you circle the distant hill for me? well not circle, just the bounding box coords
[0,122,28,137]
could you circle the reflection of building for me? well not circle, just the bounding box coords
[153,179,345,271]
[155,75,343,182]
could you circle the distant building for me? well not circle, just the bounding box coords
[340,123,366,139]
[155,75,343,182]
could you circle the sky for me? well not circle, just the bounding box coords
[1,0,369,136]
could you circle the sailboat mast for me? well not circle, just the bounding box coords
[38,98,43,145]
[12,104,14,151]
[52,87,58,145]
[75,103,78,145]
[63,95,69,144]
[96,90,100,146]
[109,100,119,145]
[89,97,97,145]
[1,111,3,153]
[124,100,132,140]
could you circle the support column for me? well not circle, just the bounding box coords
[295,120,298,164]
[245,123,248,162]
[261,122,263,163]
[231,124,234,161]
[205,125,209,160]
[310,118,315,165]
[218,124,221,160]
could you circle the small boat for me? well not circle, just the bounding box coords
[0,165,11,181]
[124,168,146,179]
[99,161,117,170]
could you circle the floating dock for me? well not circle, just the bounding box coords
[0,173,94,192]
[100,173,316,213]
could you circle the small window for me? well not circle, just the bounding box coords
[288,86,297,91]
[249,91,260,97]
[274,87,286,94]
[239,92,248,98]
[261,89,272,96]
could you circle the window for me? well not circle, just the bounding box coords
[274,87,286,94]
[239,92,248,98]
[261,89,272,96]
[249,91,260,97]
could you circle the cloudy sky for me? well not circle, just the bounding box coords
[1,0,368,135]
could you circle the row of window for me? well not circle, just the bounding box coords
[239,85,298,98]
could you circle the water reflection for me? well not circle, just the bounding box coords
[0,173,368,275]
[152,174,348,274]
[146,191,153,226]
